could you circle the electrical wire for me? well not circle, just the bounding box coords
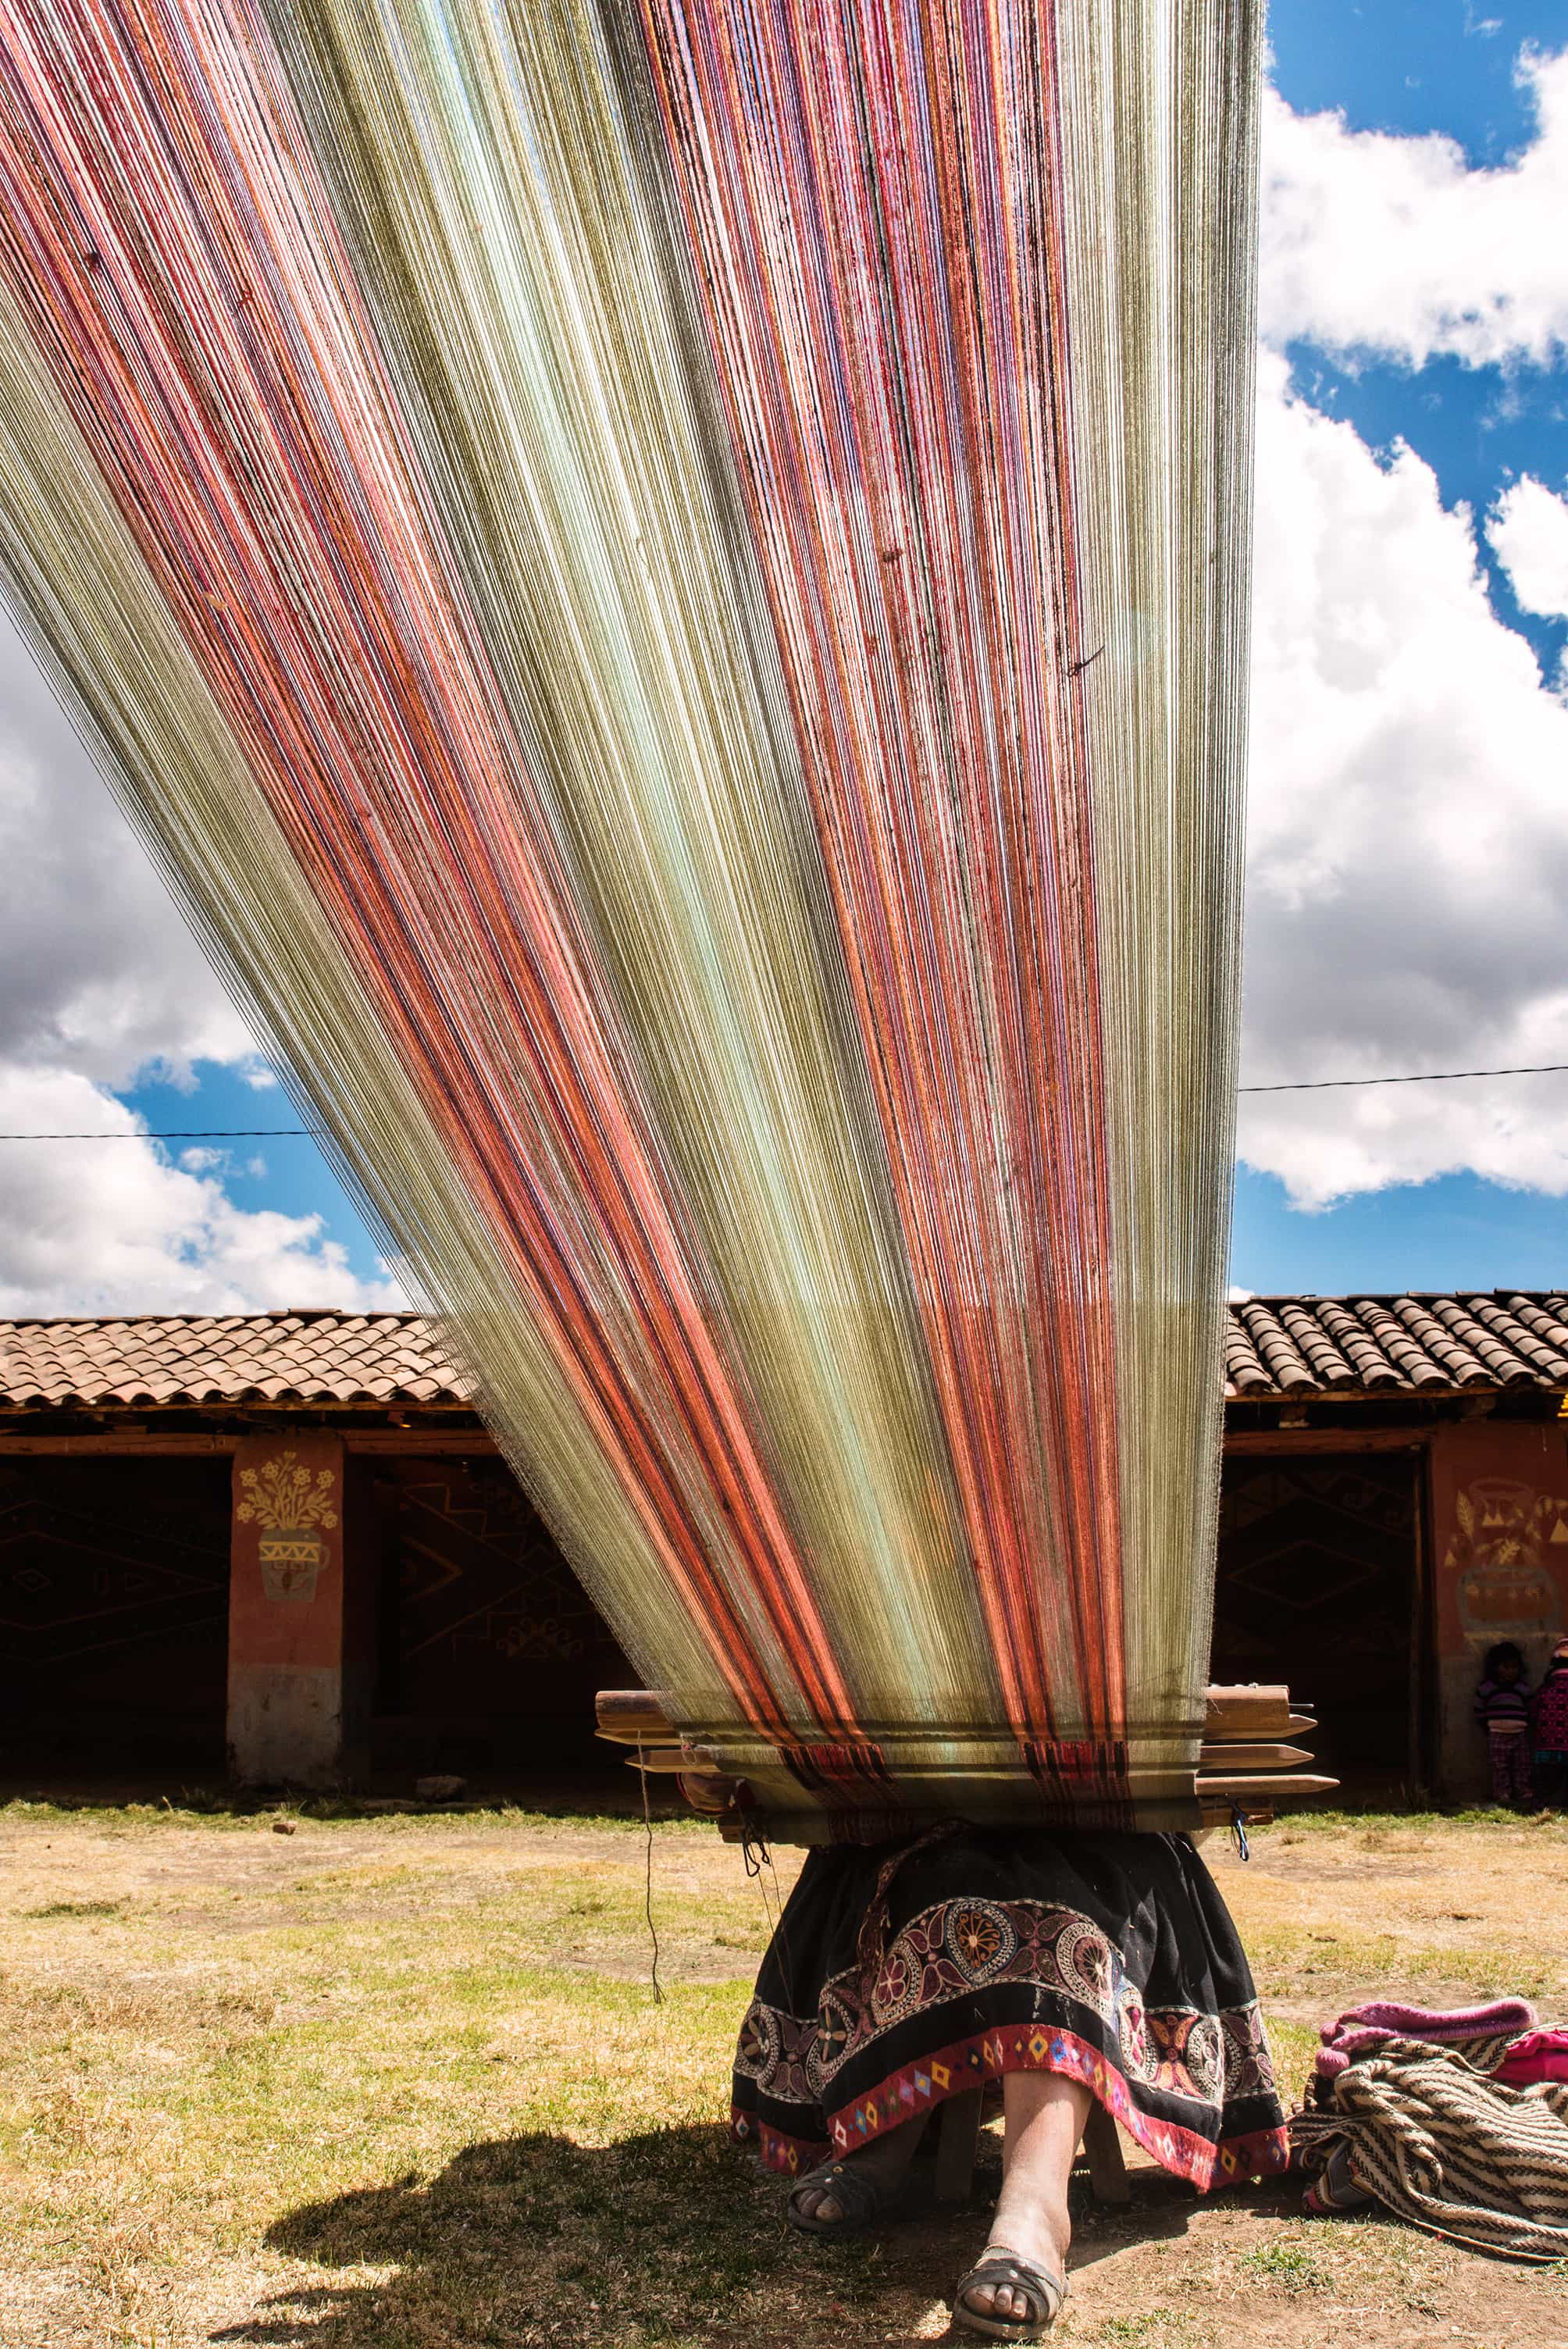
[1238,1063,1568,1095]
[0,1128,312,1139]
[7,1060,1568,1139]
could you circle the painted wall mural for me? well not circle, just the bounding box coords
[1446,1477,1566,1654]
[236,1449,340,1604]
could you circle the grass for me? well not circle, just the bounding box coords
[1086,2315,1196,2346]
[2,1805,1566,2347]
[1237,2237,1330,2292]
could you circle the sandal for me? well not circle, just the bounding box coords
[952,2244,1067,2340]
[1302,2141,1373,2216]
[786,2157,892,2235]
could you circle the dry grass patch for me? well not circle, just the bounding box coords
[0,1802,1564,2347]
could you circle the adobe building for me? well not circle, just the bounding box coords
[0,1314,633,1795]
[2,1296,1565,1803]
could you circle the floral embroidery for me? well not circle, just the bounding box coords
[870,1946,912,2019]
[738,1893,1278,2119]
[946,1902,1012,1978]
[1117,1980,1153,2083]
[733,1997,816,2105]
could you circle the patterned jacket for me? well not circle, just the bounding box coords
[1532,1667,1568,1756]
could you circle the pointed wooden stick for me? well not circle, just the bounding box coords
[1197,1742,1313,1770]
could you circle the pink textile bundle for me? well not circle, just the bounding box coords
[1495,2030,1568,2087]
[1316,2000,1538,2081]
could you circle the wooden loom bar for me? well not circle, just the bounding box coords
[621,1748,725,1776]
[596,1690,675,1741]
[1203,1684,1294,1738]
[1196,1773,1338,1801]
[598,1684,1338,1824]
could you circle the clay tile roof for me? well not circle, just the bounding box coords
[3,1294,1567,1415]
[1223,1293,1568,1402]
[0,1311,473,1411]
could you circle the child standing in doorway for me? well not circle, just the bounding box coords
[1531,1636,1568,1809]
[1474,1641,1534,1809]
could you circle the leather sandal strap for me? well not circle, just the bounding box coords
[953,2250,1067,2337]
[786,2157,885,2233]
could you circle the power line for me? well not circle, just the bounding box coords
[1238,1062,1568,1094]
[0,1127,311,1140]
[2,1058,1568,1139]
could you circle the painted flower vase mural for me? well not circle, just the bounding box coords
[237,1451,339,1603]
[1448,1479,1566,1651]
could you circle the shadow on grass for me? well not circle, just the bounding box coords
[227,2122,887,2347]
[219,2125,1224,2349]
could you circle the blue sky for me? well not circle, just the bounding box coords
[1268,0,1561,155]
[3,0,1568,1311]
[116,1060,387,1289]
[1235,0,1568,1292]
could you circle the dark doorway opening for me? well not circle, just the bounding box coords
[0,1455,230,1778]
[1213,1450,1420,1796]
[369,1456,633,1788]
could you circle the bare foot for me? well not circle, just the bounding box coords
[957,2073,1089,2330]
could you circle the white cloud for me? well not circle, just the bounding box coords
[1488,473,1568,617]
[0,1067,400,1315]
[1247,47,1568,1214]
[0,606,394,1310]
[1262,48,1568,366]
[1241,353,1568,1207]
[0,610,250,1085]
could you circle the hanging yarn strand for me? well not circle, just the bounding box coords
[0,0,1258,1839]
[636,1740,664,2005]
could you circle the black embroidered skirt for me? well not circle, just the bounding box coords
[731,1826,1289,2191]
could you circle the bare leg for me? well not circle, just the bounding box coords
[791,2110,929,2225]
[960,2073,1092,2328]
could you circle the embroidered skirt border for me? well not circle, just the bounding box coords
[732,2016,1291,2191]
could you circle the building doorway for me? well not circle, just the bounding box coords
[370,1456,633,1784]
[0,1455,231,1780]
[1212,1449,1421,1796]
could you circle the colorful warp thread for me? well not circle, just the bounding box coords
[0,0,1259,1834]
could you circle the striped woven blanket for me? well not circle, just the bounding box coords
[1292,2031,1568,2261]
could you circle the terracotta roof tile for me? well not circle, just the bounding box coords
[1387,1296,1491,1388]
[1275,1300,1356,1390]
[1495,1297,1568,1378]
[1224,1317,1270,1395]
[4,1294,1567,1415]
[1235,1299,1317,1392]
[0,1311,473,1411]
[1223,1292,1568,1401]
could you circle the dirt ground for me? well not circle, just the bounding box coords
[0,1799,1563,2348]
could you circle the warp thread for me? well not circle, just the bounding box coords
[0,0,1258,1835]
